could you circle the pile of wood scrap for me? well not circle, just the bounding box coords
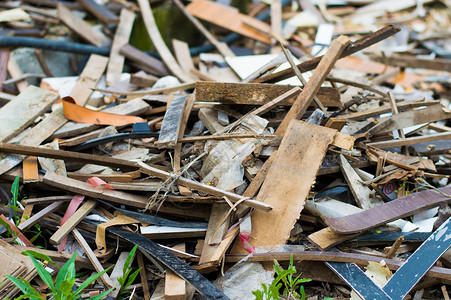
[0,0,451,299]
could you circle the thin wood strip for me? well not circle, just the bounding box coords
[18,201,64,231]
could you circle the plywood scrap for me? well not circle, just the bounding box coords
[233,120,337,252]
[22,156,39,183]
[0,86,58,142]
[156,95,188,147]
[324,185,451,234]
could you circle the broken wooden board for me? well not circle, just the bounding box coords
[57,3,109,47]
[275,35,350,136]
[0,86,58,142]
[324,185,451,234]
[232,120,337,252]
[120,44,169,77]
[308,227,361,250]
[106,8,135,86]
[77,0,119,24]
[108,227,229,300]
[165,243,187,300]
[157,95,188,147]
[186,0,271,44]
[195,82,341,107]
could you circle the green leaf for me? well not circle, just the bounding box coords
[27,255,56,294]
[74,265,113,295]
[55,252,77,291]
[4,276,31,295]
[21,250,60,270]
[11,176,20,206]
[124,267,141,288]
[0,218,15,238]
[123,245,138,275]
[87,288,114,300]
[59,278,76,298]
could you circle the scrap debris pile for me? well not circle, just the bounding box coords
[0,0,451,299]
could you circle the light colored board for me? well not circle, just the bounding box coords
[308,227,361,251]
[50,199,97,244]
[198,108,224,134]
[275,35,350,136]
[0,55,108,176]
[165,243,187,300]
[106,8,135,86]
[17,201,64,231]
[7,56,28,92]
[58,3,109,47]
[157,95,188,147]
[198,203,230,266]
[173,39,196,75]
[137,250,151,300]
[368,132,451,149]
[174,93,196,170]
[72,228,114,289]
[137,0,192,83]
[22,156,39,183]
[232,121,337,253]
[38,140,67,176]
[186,0,271,44]
[0,86,58,142]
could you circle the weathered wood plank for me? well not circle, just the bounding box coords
[0,86,58,142]
[195,81,340,107]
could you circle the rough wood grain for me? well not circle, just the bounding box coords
[233,120,337,252]
[0,86,57,142]
[324,185,451,234]
[165,243,187,300]
[195,81,340,107]
[275,35,350,136]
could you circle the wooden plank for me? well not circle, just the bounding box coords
[195,82,340,107]
[308,227,360,250]
[77,0,119,24]
[0,50,9,92]
[7,56,28,92]
[106,8,135,86]
[72,228,114,289]
[254,25,400,84]
[368,132,451,149]
[137,0,192,83]
[368,54,451,72]
[324,185,451,234]
[157,95,188,147]
[120,44,169,77]
[0,86,57,142]
[17,201,64,231]
[109,227,229,299]
[172,39,196,75]
[22,156,39,183]
[275,35,350,136]
[137,250,151,300]
[49,199,97,244]
[174,94,196,170]
[233,121,337,252]
[130,71,158,87]
[0,55,108,176]
[198,203,230,266]
[57,3,109,47]
[198,108,225,134]
[186,0,271,44]
[165,243,187,300]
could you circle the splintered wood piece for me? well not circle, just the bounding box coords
[49,199,97,244]
[195,81,340,107]
[173,0,234,57]
[186,0,271,43]
[324,185,451,234]
[173,39,196,75]
[0,50,9,92]
[308,227,360,250]
[136,250,151,299]
[339,154,382,210]
[367,131,451,149]
[254,25,401,84]
[198,108,225,134]
[72,228,114,289]
[57,3,109,47]
[157,95,188,147]
[174,94,196,170]
[137,0,192,83]
[106,8,135,86]
[0,54,108,176]
[165,243,187,300]
[198,203,230,266]
[109,227,229,299]
[77,0,119,24]
[233,121,337,252]
[275,35,350,136]
[38,140,67,177]
[0,86,58,142]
